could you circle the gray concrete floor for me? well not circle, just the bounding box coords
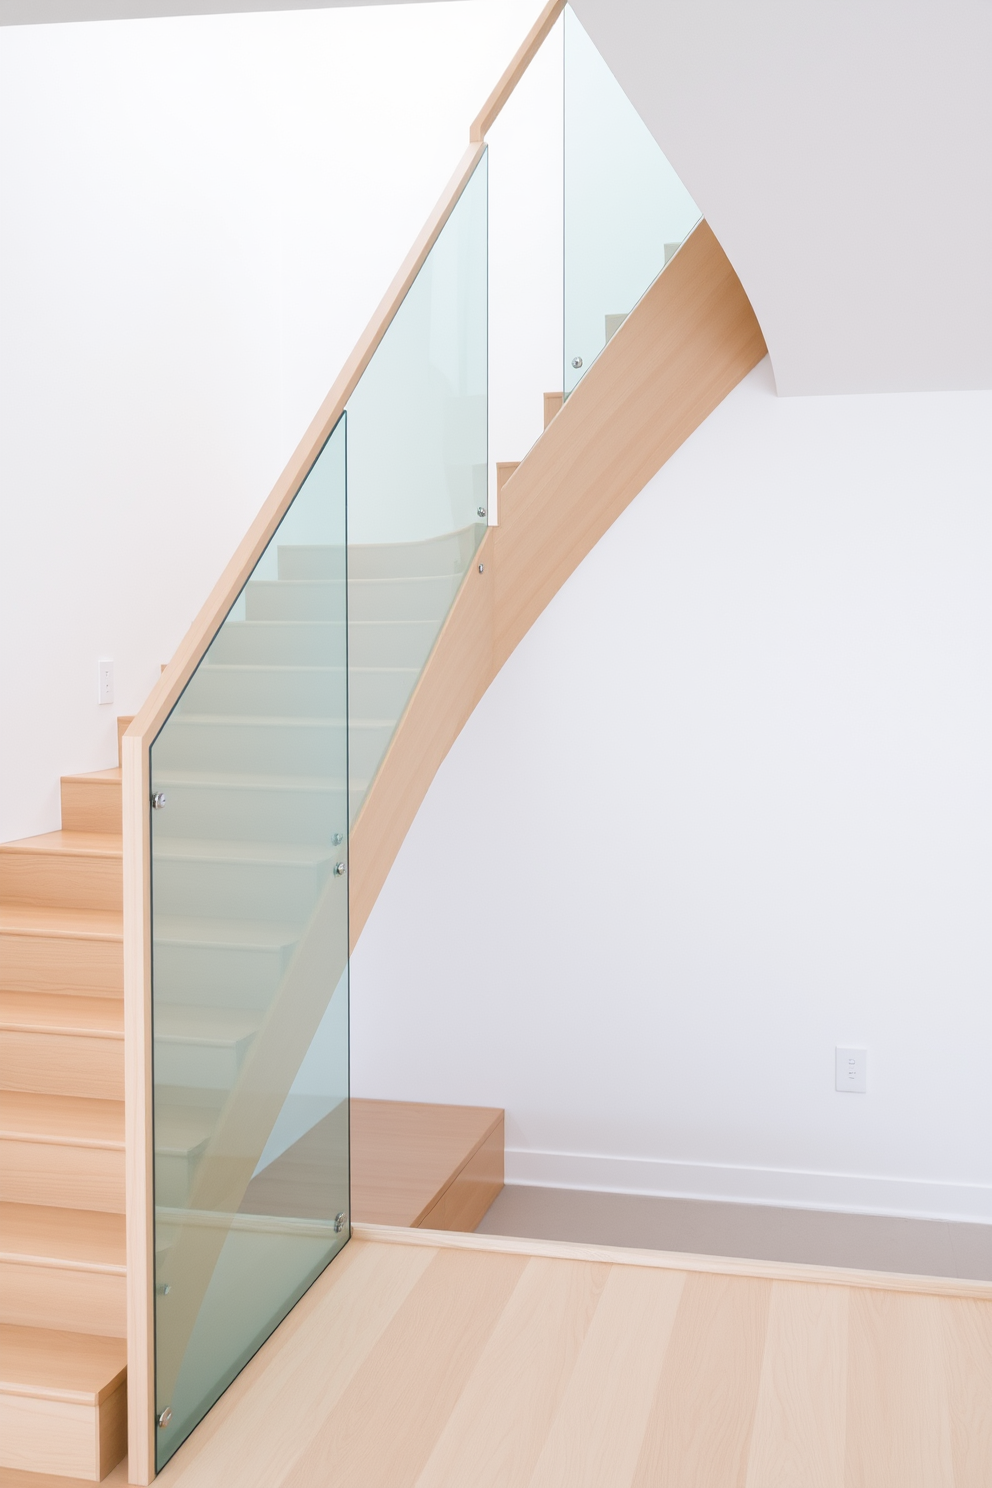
[476,1185,992,1281]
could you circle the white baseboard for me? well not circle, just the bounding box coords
[504,1148,992,1225]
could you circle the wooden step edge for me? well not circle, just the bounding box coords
[0,1131,124,1154]
[0,1019,123,1040]
[60,769,122,785]
[0,834,123,859]
[0,1253,126,1278]
[0,1368,126,1407]
[0,918,123,944]
[0,997,123,1039]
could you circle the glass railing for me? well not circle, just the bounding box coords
[149,417,350,1468]
[346,151,488,817]
[142,5,697,1460]
[563,5,701,397]
[145,149,487,1471]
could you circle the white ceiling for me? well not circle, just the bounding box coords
[0,0,428,21]
[572,0,992,393]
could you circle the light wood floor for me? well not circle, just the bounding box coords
[103,1228,992,1488]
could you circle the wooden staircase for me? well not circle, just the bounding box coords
[0,721,506,1482]
[0,749,128,1480]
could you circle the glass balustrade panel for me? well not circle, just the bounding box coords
[345,151,487,819]
[563,5,701,396]
[149,414,349,1470]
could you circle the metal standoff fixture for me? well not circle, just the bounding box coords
[151,792,167,810]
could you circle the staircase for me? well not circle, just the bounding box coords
[0,756,128,1480]
[0,526,506,1483]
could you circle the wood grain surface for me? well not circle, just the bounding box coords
[145,1235,992,1488]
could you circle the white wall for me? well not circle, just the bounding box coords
[0,0,544,842]
[351,358,992,1222]
[572,0,992,396]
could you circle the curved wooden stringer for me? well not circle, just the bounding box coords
[350,219,766,938]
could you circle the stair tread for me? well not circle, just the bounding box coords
[0,832,121,860]
[0,1091,123,1148]
[0,1203,125,1272]
[0,905,122,941]
[60,769,121,785]
[0,991,123,1038]
[0,1323,126,1404]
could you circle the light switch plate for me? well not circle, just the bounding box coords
[98,659,114,706]
[835,1046,867,1093]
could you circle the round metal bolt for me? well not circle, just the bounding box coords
[478,563,484,574]
[151,792,167,810]
[333,1211,348,1233]
[477,506,486,518]
[571,356,583,369]
[332,832,344,846]
[333,861,347,876]
[158,1408,173,1430]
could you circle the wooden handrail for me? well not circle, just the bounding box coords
[469,0,565,143]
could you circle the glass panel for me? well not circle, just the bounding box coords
[149,415,349,1469]
[563,6,701,396]
[345,151,487,817]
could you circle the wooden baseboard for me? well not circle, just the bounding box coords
[350,1221,992,1301]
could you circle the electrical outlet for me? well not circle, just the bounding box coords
[98,660,114,706]
[835,1047,867,1094]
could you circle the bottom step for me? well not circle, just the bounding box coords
[0,1326,126,1482]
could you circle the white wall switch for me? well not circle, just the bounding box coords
[835,1046,867,1093]
[98,659,114,706]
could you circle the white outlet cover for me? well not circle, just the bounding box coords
[835,1046,867,1094]
[98,659,114,706]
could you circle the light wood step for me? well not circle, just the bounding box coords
[0,1205,125,1337]
[0,834,122,914]
[60,771,122,837]
[543,390,563,428]
[350,1099,504,1230]
[0,907,122,998]
[0,1324,126,1481]
[0,1093,124,1214]
[0,994,123,1101]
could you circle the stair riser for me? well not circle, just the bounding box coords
[149,780,349,846]
[278,527,479,581]
[210,618,437,669]
[0,934,123,997]
[183,665,348,719]
[0,1031,123,1100]
[245,574,459,624]
[153,718,390,779]
[0,1261,126,1337]
[0,1140,124,1213]
[60,779,122,834]
[0,1381,127,1480]
[152,939,291,1010]
[154,1037,250,1094]
[182,665,416,721]
[0,851,121,912]
[151,856,334,922]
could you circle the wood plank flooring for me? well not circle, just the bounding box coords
[144,1231,992,1488]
